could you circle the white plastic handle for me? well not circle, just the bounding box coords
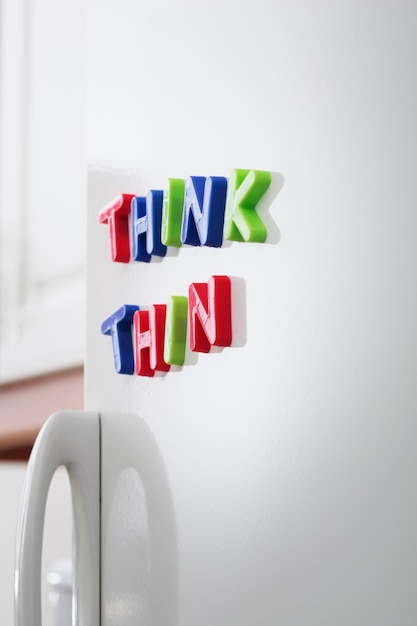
[15,411,100,626]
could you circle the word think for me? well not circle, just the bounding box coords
[99,169,272,263]
[101,276,232,377]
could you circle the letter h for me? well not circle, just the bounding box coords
[131,190,167,262]
[133,305,170,376]
[181,176,228,247]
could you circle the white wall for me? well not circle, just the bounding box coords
[0,464,72,626]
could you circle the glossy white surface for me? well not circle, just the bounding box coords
[15,412,100,626]
[47,559,73,626]
[86,1,417,625]
[100,413,178,626]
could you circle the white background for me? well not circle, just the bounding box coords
[0,0,85,382]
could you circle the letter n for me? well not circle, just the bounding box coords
[181,176,227,247]
[188,276,232,353]
[133,305,170,377]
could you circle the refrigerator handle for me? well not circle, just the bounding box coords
[15,411,100,626]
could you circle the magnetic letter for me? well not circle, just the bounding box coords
[188,275,232,353]
[131,191,167,262]
[164,295,188,366]
[146,190,167,257]
[223,169,271,243]
[99,194,135,262]
[161,178,185,247]
[101,305,139,374]
[130,196,151,262]
[134,305,170,376]
[181,176,228,247]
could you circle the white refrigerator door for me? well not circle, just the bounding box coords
[86,1,417,625]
